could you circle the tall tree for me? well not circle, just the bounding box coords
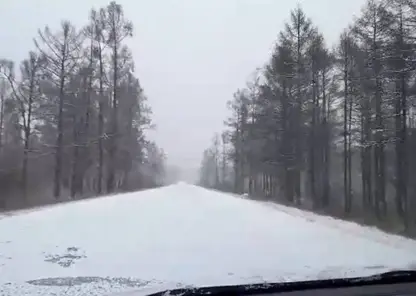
[105,1,133,193]
[35,21,82,199]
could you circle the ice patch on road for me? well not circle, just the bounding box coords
[27,276,149,287]
[1,278,165,296]
[43,246,86,267]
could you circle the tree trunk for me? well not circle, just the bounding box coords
[97,44,104,195]
[53,47,67,199]
[107,40,118,193]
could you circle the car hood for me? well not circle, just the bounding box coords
[110,265,416,296]
[3,264,415,296]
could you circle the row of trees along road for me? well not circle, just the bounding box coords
[0,1,166,210]
[200,0,416,236]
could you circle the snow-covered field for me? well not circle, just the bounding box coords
[1,182,416,296]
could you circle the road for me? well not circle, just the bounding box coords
[1,183,416,296]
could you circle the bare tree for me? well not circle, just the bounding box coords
[105,1,133,193]
[35,21,83,199]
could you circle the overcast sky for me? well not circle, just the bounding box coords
[0,0,366,177]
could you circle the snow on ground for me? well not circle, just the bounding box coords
[1,183,416,296]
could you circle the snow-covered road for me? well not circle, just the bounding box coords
[1,183,416,296]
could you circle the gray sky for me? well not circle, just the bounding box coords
[0,0,365,176]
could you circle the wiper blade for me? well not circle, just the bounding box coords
[353,270,416,282]
[147,270,416,296]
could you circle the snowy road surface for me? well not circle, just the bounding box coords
[1,183,416,296]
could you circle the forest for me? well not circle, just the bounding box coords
[0,2,166,210]
[199,0,416,236]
